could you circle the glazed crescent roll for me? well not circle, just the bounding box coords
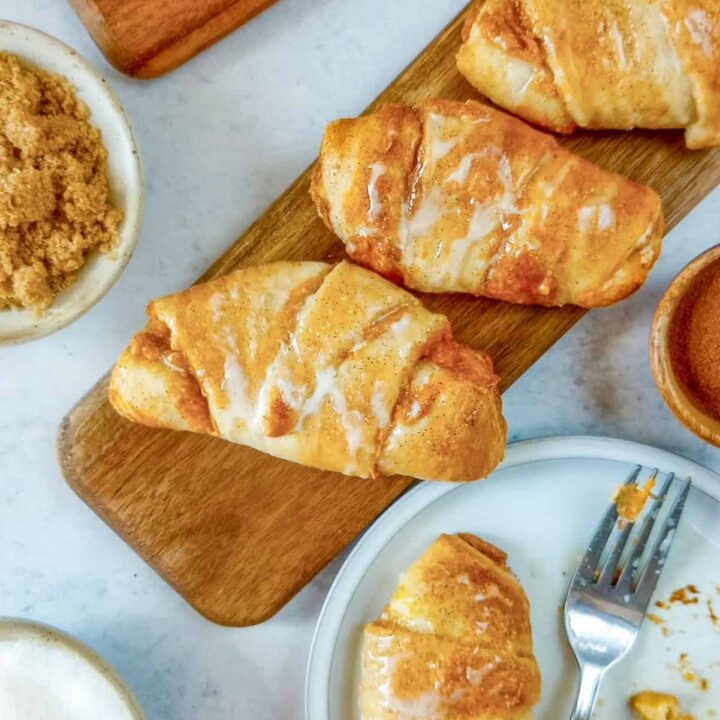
[109,261,507,482]
[361,534,541,719]
[457,0,720,149]
[312,100,664,308]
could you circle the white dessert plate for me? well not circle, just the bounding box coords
[0,21,144,345]
[306,436,720,720]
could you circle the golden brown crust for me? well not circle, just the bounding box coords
[458,0,720,147]
[109,322,214,436]
[457,0,574,134]
[312,99,664,308]
[360,534,541,719]
[109,261,507,482]
[311,105,422,283]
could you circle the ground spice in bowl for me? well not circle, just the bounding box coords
[667,257,720,420]
[0,51,123,313]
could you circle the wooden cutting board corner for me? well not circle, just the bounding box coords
[58,4,720,625]
[68,0,281,78]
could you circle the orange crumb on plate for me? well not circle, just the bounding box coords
[669,585,701,606]
[629,691,694,720]
[614,477,656,523]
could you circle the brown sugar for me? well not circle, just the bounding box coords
[0,51,123,313]
[668,258,720,419]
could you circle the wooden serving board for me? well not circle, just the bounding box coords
[58,4,720,626]
[67,0,279,78]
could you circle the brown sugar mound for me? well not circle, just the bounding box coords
[0,51,123,313]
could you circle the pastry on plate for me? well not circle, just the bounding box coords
[456,0,720,149]
[110,261,507,482]
[360,533,541,719]
[312,99,663,308]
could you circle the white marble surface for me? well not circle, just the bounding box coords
[0,1,719,718]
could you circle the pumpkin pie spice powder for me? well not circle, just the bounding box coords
[668,258,720,420]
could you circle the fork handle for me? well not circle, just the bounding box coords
[570,663,605,720]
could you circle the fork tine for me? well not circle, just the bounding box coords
[616,471,673,590]
[632,478,691,609]
[576,465,642,581]
[597,523,633,586]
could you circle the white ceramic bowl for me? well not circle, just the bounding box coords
[0,617,145,719]
[0,21,144,345]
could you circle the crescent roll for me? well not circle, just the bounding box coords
[361,534,541,719]
[109,261,507,482]
[311,99,664,308]
[457,0,720,149]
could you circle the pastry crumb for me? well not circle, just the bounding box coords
[630,691,694,720]
[669,585,701,606]
[614,476,656,523]
[678,653,710,691]
[708,598,720,630]
[0,51,123,313]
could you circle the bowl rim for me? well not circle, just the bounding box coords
[0,20,144,346]
[650,244,720,447]
[0,616,145,719]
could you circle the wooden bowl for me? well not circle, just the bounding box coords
[650,244,720,447]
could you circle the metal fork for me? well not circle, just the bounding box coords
[564,466,692,720]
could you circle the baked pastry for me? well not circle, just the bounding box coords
[630,691,693,720]
[457,0,720,149]
[110,261,506,482]
[360,533,541,719]
[312,99,663,308]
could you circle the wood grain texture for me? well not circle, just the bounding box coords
[67,0,279,78]
[58,4,720,626]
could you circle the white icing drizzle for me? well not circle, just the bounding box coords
[210,293,224,323]
[578,199,616,234]
[598,203,614,231]
[375,649,467,720]
[408,187,445,239]
[474,584,503,602]
[407,400,422,420]
[431,136,459,162]
[161,354,185,374]
[389,313,412,335]
[367,162,386,222]
[371,380,391,429]
[277,377,306,412]
[448,150,490,185]
[222,353,253,428]
[466,657,501,687]
[685,9,714,55]
[272,364,364,466]
[475,620,489,635]
[609,19,628,70]
[505,58,536,102]
[578,205,596,234]
[357,226,378,237]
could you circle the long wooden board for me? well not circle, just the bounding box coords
[67,0,279,78]
[58,4,720,626]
